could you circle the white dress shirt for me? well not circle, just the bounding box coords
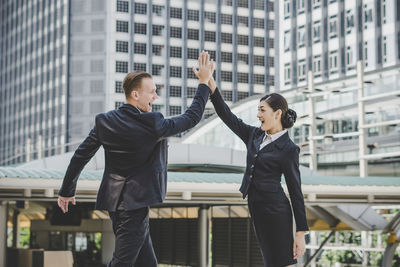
[259,129,288,150]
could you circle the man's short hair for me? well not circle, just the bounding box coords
[122,71,153,99]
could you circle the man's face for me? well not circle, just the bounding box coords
[133,78,158,112]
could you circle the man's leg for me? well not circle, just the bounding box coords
[107,207,151,267]
[134,227,157,267]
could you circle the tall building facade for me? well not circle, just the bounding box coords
[0,0,277,166]
[279,0,400,90]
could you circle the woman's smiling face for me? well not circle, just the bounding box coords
[257,99,282,132]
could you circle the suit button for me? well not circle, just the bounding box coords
[251,165,254,169]
[254,153,258,157]
[249,175,253,179]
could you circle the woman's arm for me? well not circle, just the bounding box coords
[208,77,256,144]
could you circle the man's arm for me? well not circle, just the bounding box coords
[58,125,101,213]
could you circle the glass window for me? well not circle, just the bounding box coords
[221,33,232,44]
[238,54,249,64]
[205,12,216,23]
[134,23,146,34]
[254,37,264,47]
[238,35,249,46]
[169,106,182,115]
[134,63,146,71]
[298,26,306,47]
[237,16,248,27]
[152,64,163,76]
[222,90,233,101]
[284,0,291,18]
[254,55,264,66]
[284,31,290,51]
[254,0,264,10]
[298,60,306,82]
[188,29,199,40]
[116,41,128,53]
[237,73,248,83]
[134,43,146,54]
[238,91,249,100]
[221,71,232,82]
[221,52,232,63]
[205,31,216,42]
[313,55,321,75]
[115,101,124,109]
[329,16,337,38]
[170,7,182,19]
[116,61,128,73]
[284,63,291,84]
[187,9,199,21]
[116,20,129,32]
[329,51,338,71]
[253,18,264,29]
[170,27,182,38]
[297,0,305,13]
[152,25,164,36]
[221,14,232,25]
[187,87,196,98]
[117,0,129,13]
[152,5,164,16]
[238,0,248,8]
[254,74,264,85]
[134,3,147,14]
[169,86,182,97]
[115,81,124,93]
[170,66,182,77]
[152,45,163,56]
[364,8,373,23]
[188,48,199,59]
[170,46,182,58]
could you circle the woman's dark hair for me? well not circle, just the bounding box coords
[260,93,297,129]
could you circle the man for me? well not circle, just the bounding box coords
[57,52,215,266]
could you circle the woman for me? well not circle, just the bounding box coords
[206,76,308,266]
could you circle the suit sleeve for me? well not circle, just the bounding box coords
[155,83,211,138]
[59,124,101,197]
[282,146,309,232]
[210,88,255,144]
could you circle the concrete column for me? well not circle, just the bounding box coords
[308,71,317,171]
[357,60,368,177]
[0,202,8,267]
[310,231,317,267]
[12,209,20,248]
[101,219,115,265]
[198,205,209,267]
[361,231,368,267]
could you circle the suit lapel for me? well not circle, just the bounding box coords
[258,131,290,153]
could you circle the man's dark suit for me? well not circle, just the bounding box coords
[59,84,211,266]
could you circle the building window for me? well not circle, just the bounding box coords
[134,43,146,54]
[329,16,337,39]
[116,61,128,73]
[254,74,264,85]
[152,64,163,76]
[169,86,182,97]
[284,63,291,85]
[187,87,196,98]
[313,21,321,42]
[170,46,182,58]
[205,12,216,23]
[346,10,354,34]
[254,55,264,66]
[205,31,216,42]
[223,0,233,6]
[237,73,248,83]
[253,18,264,29]
[383,36,387,63]
[152,25,164,36]
[134,63,146,71]
[170,7,182,19]
[382,0,387,24]
[134,3,147,14]
[313,0,321,8]
[156,84,164,96]
[134,23,147,34]
[188,48,199,59]
[269,39,274,48]
[152,45,163,56]
[115,101,124,109]
[206,50,216,60]
[152,104,163,112]
[268,57,274,67]
[221,71,232,82]
[364,7,373,23]
[115,81,124,93]
[238,35,248,45]
[254,0,264,10]
[169,106,182,115]
[298,26,306,48]
[117,0,129,13]
[329,51,338,72]
[116,20,129,32]
[187,9,199,21]
[152,5,164,16]
[238,91,249,100]
[298,60,306,82]
[221,33,232,44]
[268,20,274,31]
[222,90,233,101]
[170,66,182,78]
[188,29,199,40]
[238,54,249,64]
[269,75,275,86]
[284,31,290,51]
[187,68,197,79]
[254,37,264,47]
[221,52,232,63]
[284,0,291,18]
[238,0,248,8]
[346,46,354,68]
[238,16,249,27]
[364,42,368,66]
[116,41,128,53]
[297,0,305,13]
[170,27,182,38]
[313,55,321,76]
[221,14,233,25]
